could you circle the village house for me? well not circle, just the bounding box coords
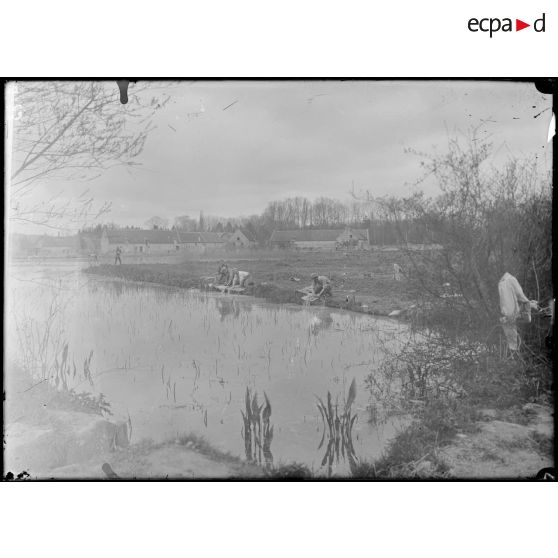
[199,232,229,250]
[92,227,258,256]
[335,227,370,248]
[176,231,227,253]
[269,227,370,251]
[176,232,205,253]
[222,228,256,249]
[100,229,180,254]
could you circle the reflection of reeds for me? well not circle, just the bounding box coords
[83,350,94,386]
[52,343,94,390]
[316,378,359,476]
[240,388,273,468]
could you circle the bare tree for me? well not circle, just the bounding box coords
[173,215,198,231]
[198,211,206,232]
[7,81,171,231]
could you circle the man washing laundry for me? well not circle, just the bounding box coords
[311,273,332,298]
[498,271,538,351]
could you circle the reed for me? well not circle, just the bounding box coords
[240,387,273,468]
[316,377,359,476]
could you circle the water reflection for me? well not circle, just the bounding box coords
[216,297,241,321]
[316,379,359,476]
[309,311,334,336]
[241,388,274,469]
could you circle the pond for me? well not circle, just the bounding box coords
[6,261,409,476]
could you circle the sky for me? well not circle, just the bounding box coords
[8,80,553,233]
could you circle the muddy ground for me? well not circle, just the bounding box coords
[440,404,554,479]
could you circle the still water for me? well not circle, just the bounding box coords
[6,261,408,475]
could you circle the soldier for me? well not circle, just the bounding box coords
[216,260,230,284]
[311,273,332,298]
[114,246,122,265]
[498,271,537,351]
[229,269,253,288]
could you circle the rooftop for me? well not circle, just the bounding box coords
[270,228,369,243]
[106,229,180,244]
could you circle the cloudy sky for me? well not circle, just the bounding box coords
[12,80,553,231]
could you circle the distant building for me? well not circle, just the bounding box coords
[177,231,226,252]
[335,228,370,248]
[176,232,205,253]
[100,229,180,254]
[198,232,228,249]
[95,227,257,255]
[270,228,369,251]
[222,228,256,249]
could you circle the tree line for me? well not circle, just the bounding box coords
[79,195,436,248]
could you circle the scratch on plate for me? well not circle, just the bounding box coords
[223,100,238,111]
[534,107,550,119]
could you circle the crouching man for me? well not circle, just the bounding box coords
[229,269,253,288]
[311,273,332,298]
[216,261,230,285]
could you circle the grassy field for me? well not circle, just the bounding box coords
[85,248,418,316]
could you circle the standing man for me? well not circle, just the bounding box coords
[498,271,536,351]
[393,263,402,281]
[115,246,122,265]
[311,273,332,298]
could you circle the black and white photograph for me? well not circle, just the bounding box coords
[3,79,554,480]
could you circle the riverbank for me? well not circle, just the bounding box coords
[354,399,553,479]
[4,365,262,479]
[45,435,264,479]
[83,249,417,316]
[356,331,554,479]
[5,360,552,479]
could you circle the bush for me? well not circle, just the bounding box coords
[380,137,551,324]
[364,320,552,477]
